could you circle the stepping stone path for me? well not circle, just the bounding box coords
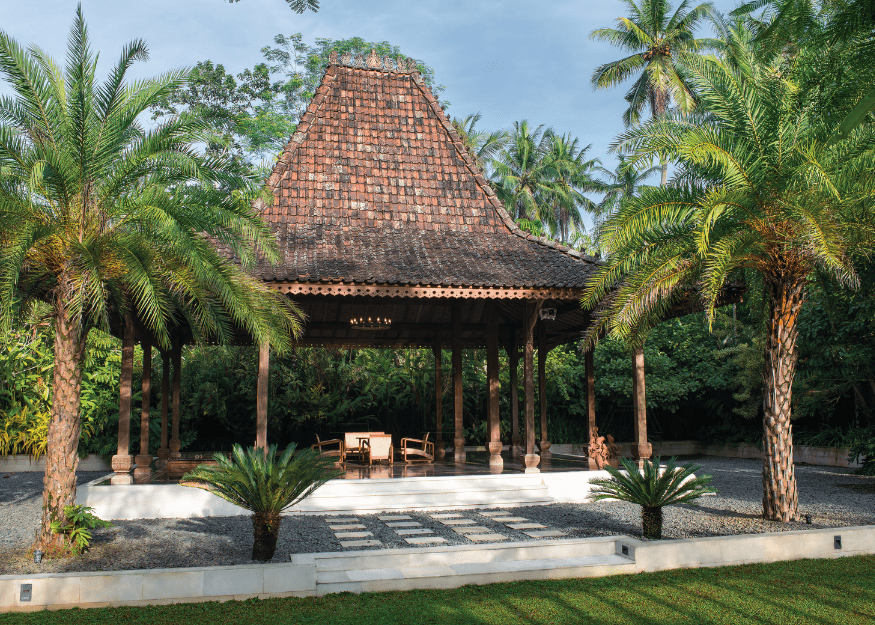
[430,513,509,542]
[379,515,446,545]
[482,513,567,539]
[327,516,382,549]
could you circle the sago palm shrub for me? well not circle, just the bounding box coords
[182,443,340,561]
[590,456,717,539]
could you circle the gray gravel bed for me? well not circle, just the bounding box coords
[1,456,873,575]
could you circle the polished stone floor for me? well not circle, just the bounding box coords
[337,450,591,480]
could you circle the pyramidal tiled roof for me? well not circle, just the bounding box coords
[256,51,598,289]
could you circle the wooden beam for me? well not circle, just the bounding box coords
[523,299,543,472]
[157,349,170,465]
[585,347,597,470]
[433,336,445,459]
[632,347,652,464]
[486,302,502,467]
[256,342,269,450]
[538,321,550,455]
[508,330,520,450]
[111,314,135,484]
[170,333,182,459]
[452,301,465,462]
[134,343,153,482]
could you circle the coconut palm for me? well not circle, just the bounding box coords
[491,120,557,224]
[593,156,661,239]
[451,113,508,174]
[0,7,302,553]
[582,23,875,521]
[591,0,719,183]
[590,457,716,539]
[183,443,339,561]
[542,134,603,243]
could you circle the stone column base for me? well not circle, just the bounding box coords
[523,453,540,473]
[110,454,134,485]
[434,440,446,459]
[155,448,170,469]
[133,454,153,482]
[487,442,504,472]
[631,442,653,461]
[169,439,181,460]
[453,437,466,463]
[537,440,552,457]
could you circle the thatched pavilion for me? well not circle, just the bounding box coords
[109,50,652,484]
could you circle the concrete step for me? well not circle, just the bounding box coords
[312,473,548,495]
[309,545,634,594]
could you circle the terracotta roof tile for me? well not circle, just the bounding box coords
[256,57,598,289]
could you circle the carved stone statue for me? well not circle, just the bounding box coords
[588,426,619,470]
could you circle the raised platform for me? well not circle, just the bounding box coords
[77,452,606,520]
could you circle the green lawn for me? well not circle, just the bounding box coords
[4,555,874,625]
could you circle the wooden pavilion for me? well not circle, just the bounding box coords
[109,50,652,484]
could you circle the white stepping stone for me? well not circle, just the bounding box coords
[507,523,547,530]
[327,517,359,523]
[378,515,412,521]
[430,513,463,519]
[335,531,373,539]
[440,518,476,525]
[524,530,566,538]
[396,528,434,536]
[386,522,421,528]
[453,526,491,533]
[329,524,366,530]
[405,536,447,545]
[478,511,510,517]
[340,539,381,548]
[493,517,528,523]
[466,533,508,542]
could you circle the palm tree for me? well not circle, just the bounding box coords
[451,113,508,174]
[0,7,302,553]
[593,155,661,240]
[490,121,557,225]
[542,134,603,244]
[183,444,339,561]
[590,457,716,539]
[591,0,719,183]
[582,23,875,522]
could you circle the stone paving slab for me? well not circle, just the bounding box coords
[335,531,373,539]
[327,517,359,523]
[524,530,566,538]
[395,529,434,536]
[507,523,547,530]
[466,533,509,542]
[478,510,510,517]
[340,539,382,548]
[430,513,463,519]
[378,515,412,521]
[405,536,447,545]
[329,524,367,530]
[386,522,421,528]
[493,517,529,523]
[453,526,492,533]
[439,518,476,526]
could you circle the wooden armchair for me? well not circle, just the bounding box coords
[365,434,394,465]
[343,431,384,462]
[312,434,345,463]
[400,433,434,463]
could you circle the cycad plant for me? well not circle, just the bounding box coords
[183,443,340,561]
[590,456,716,539]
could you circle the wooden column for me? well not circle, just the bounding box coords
[111,314,135,484]
[156,349,170,466]
[537,321,551,456]
[631,347,652,465]
[169,334,182,459]
[523,300,543,472]
[509,332,521,452]
[256,342,269,450]
[452,301,465,462]
[585,348,598,470]
[486,302,502,469]
[134,342,152,482]
[433,336,445,459]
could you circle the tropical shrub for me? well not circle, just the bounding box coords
[590,456,717,539]
[49,505,112,554]
[182,443,340,561]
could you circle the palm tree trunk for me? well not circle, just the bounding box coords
[762,277,805,522]
[252,511,282,561]
[34,292,88,553]
[641,506,663,539]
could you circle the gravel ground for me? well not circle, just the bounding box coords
[2,456,873,575]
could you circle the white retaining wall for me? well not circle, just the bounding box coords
[0,455,111,473]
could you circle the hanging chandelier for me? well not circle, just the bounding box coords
[350,316,392,331]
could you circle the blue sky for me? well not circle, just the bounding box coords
[1,0,741,225]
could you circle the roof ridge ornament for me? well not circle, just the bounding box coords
[327,49,418,73]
